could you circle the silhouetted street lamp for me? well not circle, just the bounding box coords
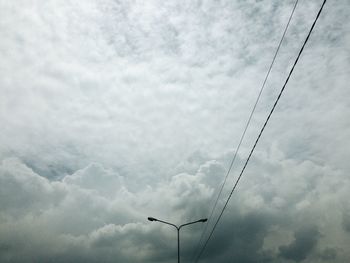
[147,217,208,263]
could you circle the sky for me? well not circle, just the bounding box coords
[0,0,349,262]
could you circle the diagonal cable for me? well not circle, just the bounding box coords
[191,0,299,260]
[194,0,327,262]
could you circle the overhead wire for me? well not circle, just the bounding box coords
[191,0,300,260]
[194,0,327,261]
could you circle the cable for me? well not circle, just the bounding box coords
[191,0,299,260]
[194,0,327,261]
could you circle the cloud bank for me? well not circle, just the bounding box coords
[1,150,349,262]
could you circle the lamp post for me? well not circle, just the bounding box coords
[148,217,207,263]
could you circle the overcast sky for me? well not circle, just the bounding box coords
[1,0,350,262]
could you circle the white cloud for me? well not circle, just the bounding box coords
[0,156,223,262]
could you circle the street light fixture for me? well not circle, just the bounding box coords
[147,216,208,263]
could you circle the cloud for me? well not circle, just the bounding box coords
[0,0,350,262]
[0,157,224,262]
[1,146,350,262]
[197,148,350,262]
[279,225,320,262]
[319,247,337,261]
[0,0,329,181]
[342,211,350,233]
[62,163,125,198]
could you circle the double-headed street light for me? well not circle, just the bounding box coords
[147,217,208,263]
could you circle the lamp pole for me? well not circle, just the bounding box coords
[148,217,207,263]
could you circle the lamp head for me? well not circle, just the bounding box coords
[148,217,157,222]
[199,218,208,223]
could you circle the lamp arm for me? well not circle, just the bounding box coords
[155,219,179,230]
[179,219,204,230]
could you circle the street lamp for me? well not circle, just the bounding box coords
[147,217,208,263]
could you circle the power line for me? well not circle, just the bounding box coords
[194,0,327,262]
[191,0,300,260]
